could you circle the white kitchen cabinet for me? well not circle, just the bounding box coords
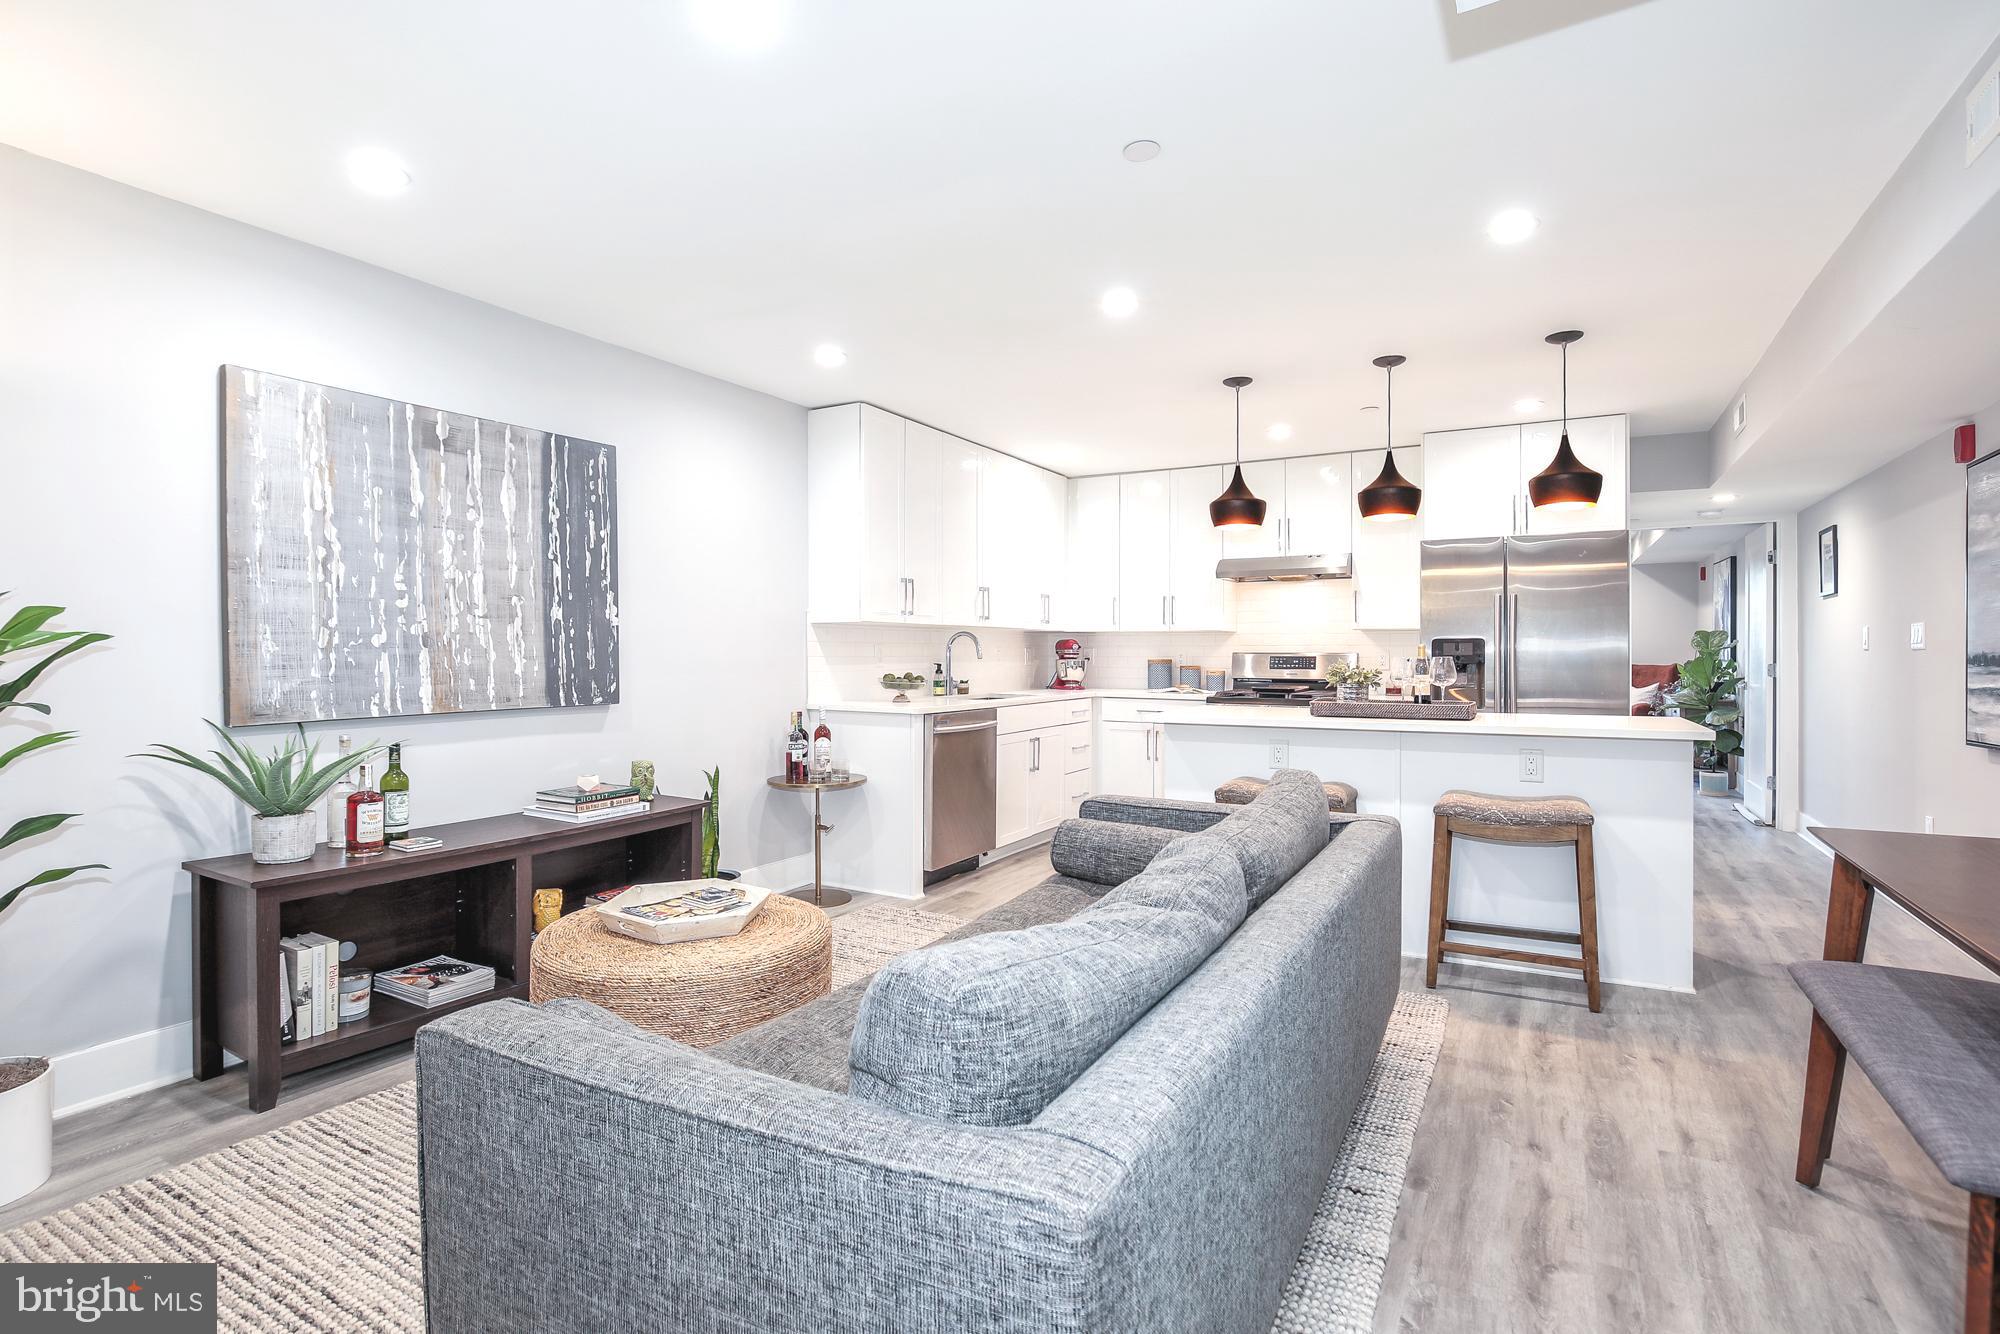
[995,726,1068,846]
[1519,414,1628,535]
[855,406,910,620]
[1168,465,1230,629]
[926,425,981,624]
[976,448,1028,625]
[1023,466,1068,627]
[1352,446,1423,629]
[1064,475,1122,629]
[1419,426,1520,541]
[1283,453,1352,558]
[1118,473,1172,632]
[810,403,944,623]
[1097,719,1163,799]
[1220,461,1288,558]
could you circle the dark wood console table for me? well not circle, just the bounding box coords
[186,797,704,1110]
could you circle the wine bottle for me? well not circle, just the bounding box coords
[325,735,355,845]
[381,743,410,841]
[786,711,809,783]
[812,710,833,781]
[346,763,385,856]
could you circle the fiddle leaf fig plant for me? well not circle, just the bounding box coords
[136,722,383,817]
[0,595,110,920]
[1673,628,1744,771]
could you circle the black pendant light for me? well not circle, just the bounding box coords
[1357,354,1421,522]
[1527,329,1604,511]
[1209,375,1268,527]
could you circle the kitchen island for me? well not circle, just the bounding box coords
[805,690,1710,992]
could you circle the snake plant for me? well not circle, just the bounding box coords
[137,722,383,817]
[701,765,721,878]
[0,595,110,920]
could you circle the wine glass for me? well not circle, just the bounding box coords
[1430,656,1459,703]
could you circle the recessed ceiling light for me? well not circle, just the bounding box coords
[688,0,788,52]
[1711,493,1737,504]
[1514,397,1546,414]
[1122,139,1161,163]
[346,147,412,196]
[811,343,847,369]
[1100,287,1139,318]
[1266,422,1294,442]
[1486,207,1539,245]
[1697,509,1723,518]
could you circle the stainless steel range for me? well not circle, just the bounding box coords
[1206,651,1361,706]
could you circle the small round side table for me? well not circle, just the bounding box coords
[766,773,867,908]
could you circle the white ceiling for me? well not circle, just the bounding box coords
[3,0,1994,475]
[1631,523,1759,566]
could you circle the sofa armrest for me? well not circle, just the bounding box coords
[1077,794,1233,833]
[416,999,1123,1333]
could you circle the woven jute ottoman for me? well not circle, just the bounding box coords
[529,895,833,1048]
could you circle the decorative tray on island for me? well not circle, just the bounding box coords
[1308,698,1479,721]
[594,879,771,945]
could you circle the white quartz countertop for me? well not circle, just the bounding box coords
[817,687,1207,716]
[817,688,1711,742]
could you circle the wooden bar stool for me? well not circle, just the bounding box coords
[1426,789,1601,1012]
[1215,775,1358,813]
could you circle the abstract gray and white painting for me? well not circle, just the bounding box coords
[222,366,619,726]
[1970,454,2000,747]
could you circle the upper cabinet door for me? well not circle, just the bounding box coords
[1220,461,1287,558]
[857,406,910,620]
[1118,473,1172,631]
[1520,413,1628,535]
[1283,454,1352,560]
[1419,426,1522,540]
[1168,465,1230,630]
[977,450,1036,627]
[1027,467,1068,626]
[1352,446,1423,629]
[898,421,957,623]
[1064,475,1120,630]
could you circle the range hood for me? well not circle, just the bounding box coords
[1214,552,1353,583]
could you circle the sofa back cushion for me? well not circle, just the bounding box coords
[1202,767,1334,907]
[848,838,1247,1126]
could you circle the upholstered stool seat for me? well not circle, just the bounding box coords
[1427,790,1601,1011]
[1215,775,1357,814]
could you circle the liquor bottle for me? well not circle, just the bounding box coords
[345,764,386,856]
[812,710,833,781]
[324,735,355,845]
[381,743,411,842]
[785,711,809,783]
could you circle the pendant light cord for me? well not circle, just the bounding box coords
[1384,361,1393,460]
[1561,341,1569,432]
[1234,384,1243,463]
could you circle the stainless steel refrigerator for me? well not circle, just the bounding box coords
[1421,531,1630,714]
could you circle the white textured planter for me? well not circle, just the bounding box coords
[0,1059,52,1208]
[252,811,320,864]
[1697,769,1731,796]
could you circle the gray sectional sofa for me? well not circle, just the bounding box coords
[415,770,1402,1334]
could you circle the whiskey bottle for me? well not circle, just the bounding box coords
[785,711,809,783]
[324,735,355,845]
[345,764,386,856]
[811,710,833,781]
[381,743,410,841]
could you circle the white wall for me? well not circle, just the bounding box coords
[1630,562,1701,665]
[1797,397,2000,834]
[0,147,808,1110]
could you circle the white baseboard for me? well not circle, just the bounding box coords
[1796,811,1834,859]
[733,853,816,894]
[48,1023,240,1119]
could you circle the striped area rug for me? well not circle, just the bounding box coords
[0,906,1447,1333]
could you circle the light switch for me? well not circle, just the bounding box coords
[1861,625,1870,651]
[1910,622,1927,650]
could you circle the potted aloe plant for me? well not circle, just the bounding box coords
[138,723,382,864]
[0,594,110,1207]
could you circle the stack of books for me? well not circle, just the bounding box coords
[278,933,343,1043]
[523,782,648,825]
[373,955,496,1009]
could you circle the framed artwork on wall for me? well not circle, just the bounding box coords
[221,366,621,726]
[1967,457,2000,747]
[1817,525,1839,598]
[1712,555,1736,652]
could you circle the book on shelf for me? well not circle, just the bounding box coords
[277,952,294,1044]
[536,783,640,807]
[279,937,319,1039]
[374,954,497,1009]
[520,802,649,826]
[300,932,340,1033]
[532,793,642,814]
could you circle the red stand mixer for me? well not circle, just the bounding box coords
[1048,638,1088,691]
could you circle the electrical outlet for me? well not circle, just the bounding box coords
[1925,815,1936,834]
[1861,625,1870,651]
[1269,742,1289,769]
[1910,621,1927,650]
[1519,749,1544,783]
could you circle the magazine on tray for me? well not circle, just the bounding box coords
[595,879,772,945]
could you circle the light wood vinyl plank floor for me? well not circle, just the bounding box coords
[3,808,1980,1333]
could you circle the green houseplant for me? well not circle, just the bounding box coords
[1324,662,1383,702]
[0,594,110,1208]
[137,723,382,864]
[1672,629,1743,792]
[701,765,722,878]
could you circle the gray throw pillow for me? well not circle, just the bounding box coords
[1202,768,1333,907]
[1048,818,1179,887]
[848,839,1247,1126]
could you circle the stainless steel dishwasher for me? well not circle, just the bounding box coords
[924,709,997,880]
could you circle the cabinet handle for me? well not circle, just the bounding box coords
[1170,594,1177,625]
[1111,595,1118,627]
[1161,594,1168,626]
[902,576,913,616]
[1031,736,1039,771]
